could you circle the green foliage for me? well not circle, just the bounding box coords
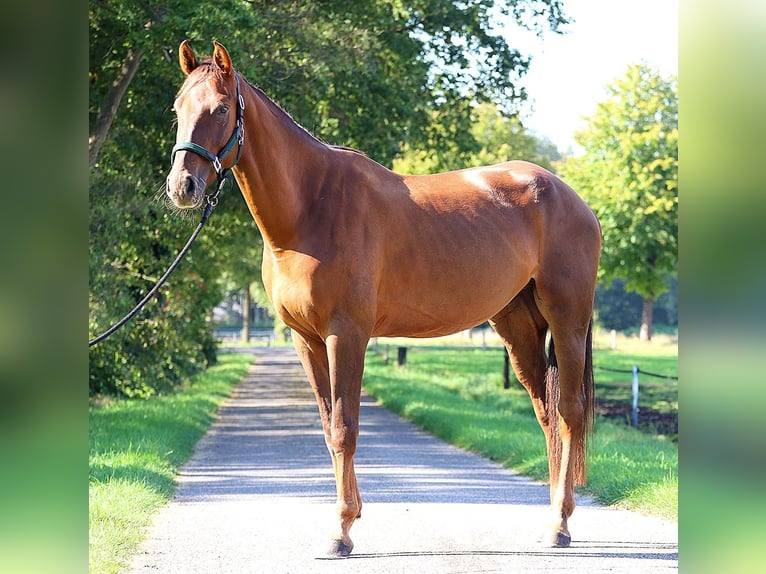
[394,102,562,174]
[89,1,571,396]
[88,168,233,397]
[558,64,678,301]
[89,353,252,573]
[469,104,562,170]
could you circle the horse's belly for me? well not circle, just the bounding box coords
[372,314,493,338]
[372,272,528,338]
[371,302,506,338]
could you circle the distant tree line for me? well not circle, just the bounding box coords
[596,277,677,333]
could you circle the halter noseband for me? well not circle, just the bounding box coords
[171,73,246,192]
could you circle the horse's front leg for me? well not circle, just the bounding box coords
[293,326,367,557]
[292,332,348,552]
[322,328,368,557]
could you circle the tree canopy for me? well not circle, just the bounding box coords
[89,0,571,396]
[393,102,561,173]
[558,63,678,339]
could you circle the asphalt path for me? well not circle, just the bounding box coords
[128,346,677,573]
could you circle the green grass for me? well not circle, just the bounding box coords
[362,343,677,521]
[88,353,253,574]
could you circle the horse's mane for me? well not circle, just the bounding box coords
[179,62,368,158]
[242,78,368,157]
[330,145,368,157]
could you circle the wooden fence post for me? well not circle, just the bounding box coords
[397,346,408,366]
[632,365,640,427]
[503,349,510,389]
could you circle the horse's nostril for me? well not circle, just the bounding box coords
[184,176,196,198]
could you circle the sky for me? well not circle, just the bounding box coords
[502,0,678,154]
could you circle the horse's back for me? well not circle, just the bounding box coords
[360,160,596,337]
[382,160,597,259]
[400,160,588,216]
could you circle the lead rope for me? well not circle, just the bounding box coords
[88,175,229,348]
[91,73,244,348]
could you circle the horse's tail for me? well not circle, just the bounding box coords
[582,319,595,477]
[544,318,595,487]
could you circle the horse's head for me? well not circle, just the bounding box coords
[167,41,244,209]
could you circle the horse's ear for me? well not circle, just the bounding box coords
[179,40,198,75]
[212,41,232,75]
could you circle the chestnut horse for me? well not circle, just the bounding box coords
[167,41,600,556]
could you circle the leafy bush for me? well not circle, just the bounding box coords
[88,173,221,397]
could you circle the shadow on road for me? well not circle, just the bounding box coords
[181,347,557,507]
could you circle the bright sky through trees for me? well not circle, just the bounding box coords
[501,0,678,153]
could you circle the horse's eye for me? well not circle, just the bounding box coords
[217,104,229,116]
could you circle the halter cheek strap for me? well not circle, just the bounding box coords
[171,74,246,182]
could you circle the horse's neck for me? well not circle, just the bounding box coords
[233,83,327,249]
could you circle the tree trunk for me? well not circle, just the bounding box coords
[241,285,251,343]
[640,297,654,341]
[89,46,145,169]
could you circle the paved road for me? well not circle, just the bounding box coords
[128,347,677,573]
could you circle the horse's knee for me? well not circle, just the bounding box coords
[328,421,359,457]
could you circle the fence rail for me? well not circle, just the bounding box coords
[214,327,275,344]
[380,343,677,430]
[595,364,678,381]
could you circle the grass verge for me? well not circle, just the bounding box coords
[362,344,677,521]
[89,353,253,574]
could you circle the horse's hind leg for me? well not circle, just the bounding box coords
[533,270,596,547]
[490,281,551,445]
[491,278,594,547]
[489,283,564,535]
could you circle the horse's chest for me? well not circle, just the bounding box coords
[264,252,353,331]
[265,254,316,301]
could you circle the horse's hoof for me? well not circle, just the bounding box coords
[542,530,571,548]
[327,539,353,558]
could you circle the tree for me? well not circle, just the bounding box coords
[89,46,144,168]
[558,63,677,340]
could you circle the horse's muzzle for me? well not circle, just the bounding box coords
[167,172,206,209]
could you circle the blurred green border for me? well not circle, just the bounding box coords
[680,2,766,573]
[4,1,766,572]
